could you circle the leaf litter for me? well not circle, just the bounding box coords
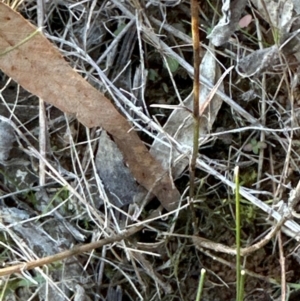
[1,0,300,300]
[0,2,180,212]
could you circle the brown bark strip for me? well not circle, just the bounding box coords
[0,3,180,211]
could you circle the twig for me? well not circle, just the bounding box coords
[278,232,286,301]
[192,216,287,256]
[199,247,279,284]
[0,222,144,277]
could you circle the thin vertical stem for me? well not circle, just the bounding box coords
[278,232,286,301]
[195,268,206,301]
[235,166,242,299]
[189,0,200,234]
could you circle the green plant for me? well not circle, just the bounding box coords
[0,274,45,300]
[163,56,179,73]
[244,138,267,155]
[195,268,206,301]
[235,166,245,301]
[240,168,257,186]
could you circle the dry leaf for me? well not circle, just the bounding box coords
[0,119,15,162]
[236,0,300,78]
[207,0,248,46]
[0,193,86,299]
[251,0,293,29]
[236,45,280,77]
[0,3,179,211]
[294,0,300,14]
[96,130,147,207]
[150,48,224,178]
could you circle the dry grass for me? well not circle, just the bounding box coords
[1,0,300,300]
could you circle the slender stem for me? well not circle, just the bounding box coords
[235,166,243,300]
[278,232,286,301]
[239,270,245,301]
[195,268,206,301]
[189,0,200,234]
